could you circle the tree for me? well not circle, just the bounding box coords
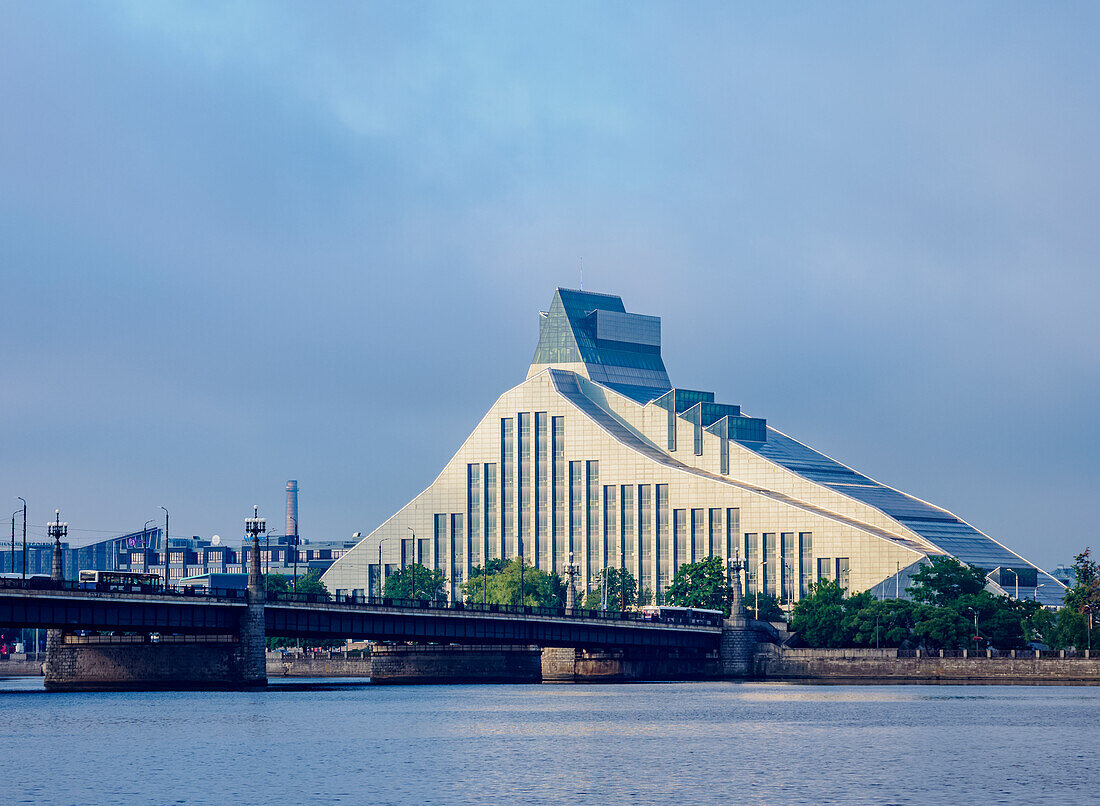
[582,567,639,611]
[908,557,988,607]
[462,558,558,608]
[384,563,446,601]
[746,592,784,622]
[790,579,851,647]
[912,605,972,650]
[843,598,921,648]
[666,557,732,615]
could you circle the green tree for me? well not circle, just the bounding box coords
[842,598,920,648]
[908,556,988,607]
[912,605,972,650]
[666,557,732,615]
[1052,607,1089,650]
[462,558,557,607]
[582,567,639,611]
[384,563,447,601]
[746,592,785,622]
[790,579,852,647]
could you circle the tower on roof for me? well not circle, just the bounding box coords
[527,288,672,403]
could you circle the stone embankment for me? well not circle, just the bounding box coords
[0,654,45,676]
[755,645,1100,683]
[267,650,372,678]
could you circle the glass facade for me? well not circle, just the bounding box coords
[781,532,796,603]
[762,533,776,595]
[586,460,600,587]
[745,533,759,595]
[638,484,652,594]
[691,508,705,563]
[467,464,481,567]
[656,484,668,593]
[673,509,686,572]
[725,508,740,563]
[570,461,583,558]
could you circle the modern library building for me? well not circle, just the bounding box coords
[322,288,1064,608]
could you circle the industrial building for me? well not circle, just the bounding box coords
[322,288,1065,608]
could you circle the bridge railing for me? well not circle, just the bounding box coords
[265,592,723,627]
[0,577,247,600]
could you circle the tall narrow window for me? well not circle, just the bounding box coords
[691,509,705,563]
[517,412,530,561]
[667,408,676,451]
[501,418,514,557]
[763,533,776,595]
[484,463,498,560]
[720,437,729,475]
[708,508,721,559]
[745,533,759,595]
[433,514,445,571]
[621,484,635,584]
[726,508,740,564]
[656,485,669,595]
[552,416,566,571]
[535,412,548,570]
[586,461,600,586]
[451,513,465,596]
[836,558,850,591]
[799,533,813,597]
[638,484,652,599]
[570,461,583,557]
[781,532,796,603]
[603,485,618,570]
[673,509,687,573]
[818,557,833,583]
[467,464,481,567]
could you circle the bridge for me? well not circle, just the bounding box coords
[1,577,760,689]
[0,582,721,650]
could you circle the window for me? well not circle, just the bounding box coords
[656,485,669,592]
[604,485,618,569]
[638,485,652,589]
[570,461,584,557]
[762,533,776,595]
[745,533,759,595]
[517,412,530,559]
[818,557,833,583]
[691,509,705,562]
[535,412,548,569]
[799,533,813,597]
[552,417,566,568]
[621,484,635,576]
[781,533,796,603]
[836,558,850,591]
[726,508,740,563]
[673,509,687,572]
[501,418,514,555]
[484,463,498,560]
[586,461,600,580]
[467,464,481,566]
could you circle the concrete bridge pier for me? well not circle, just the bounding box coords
[43,534,269,691]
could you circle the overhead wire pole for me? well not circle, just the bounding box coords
[18,497,26,581]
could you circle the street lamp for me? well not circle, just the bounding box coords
[1034,583,1045,602]
[245,505,266,593]
[47,510,67,583]
[10,511,18,575]
[782,560,794,613]
[966,607,981,650]
[159,506,170,590]
[17,497,26,580]
[1005,568,1019,600]
[375,535,396,600]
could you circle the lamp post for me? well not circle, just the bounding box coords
[17,497,26,580]
[783,560,794,613]
[1034,583,1045,602]
[10,511,17,575]
[47,510,67,582]
[158,506,169,590]
[375,536,395,600]
[1006,568,1019,600]
[245,505,266,594]
[759,558,768,618]
[966,607,980,650]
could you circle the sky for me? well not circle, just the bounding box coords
[1,2,1097,568]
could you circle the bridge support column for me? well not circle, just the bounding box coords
[238,521,268,687]
[42,527,66,683]
[719,559,756,678]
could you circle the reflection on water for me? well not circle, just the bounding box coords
[1,677,1097,805]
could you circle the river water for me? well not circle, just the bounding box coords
[1,677,1097,805]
